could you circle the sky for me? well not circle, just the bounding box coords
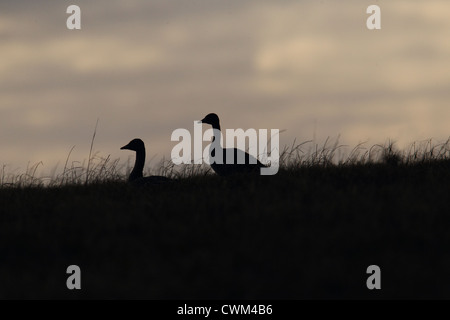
[1,0,450,177]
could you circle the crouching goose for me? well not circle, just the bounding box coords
[121,138,171,185]
[199,113,266,176]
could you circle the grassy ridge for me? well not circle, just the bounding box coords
[1,158,450,299]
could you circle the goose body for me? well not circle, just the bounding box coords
[199,113,266,176]
[121,138,171,185]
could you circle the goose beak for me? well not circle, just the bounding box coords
[120,143,130,150]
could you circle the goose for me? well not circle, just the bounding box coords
[120,138,171,185]
[199,113,266,176]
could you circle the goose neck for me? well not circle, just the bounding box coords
[212,124,222,146]
[130,148,145,180]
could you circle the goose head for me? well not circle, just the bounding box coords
[199,113,220,127]
[121,138,145,152]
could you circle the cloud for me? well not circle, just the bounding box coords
[1,0,450,175]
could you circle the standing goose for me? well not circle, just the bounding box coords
[121,138,171,185]
[199,113,266,176]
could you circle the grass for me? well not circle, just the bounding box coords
[1,138,450,299]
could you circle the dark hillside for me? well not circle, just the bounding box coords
[1,161,450,299]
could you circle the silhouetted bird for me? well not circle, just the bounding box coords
[199,113,266,176]
[121,138,171,186]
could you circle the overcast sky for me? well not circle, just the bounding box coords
[1,0,450,176]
